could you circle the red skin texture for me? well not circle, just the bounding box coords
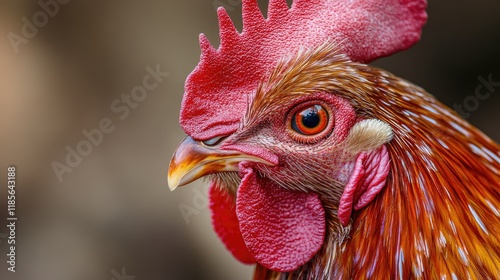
[180,0,427,140]
[209,183,256,264]
[236,165,325,272]
[209,166,326,272]
[338,145,391,226]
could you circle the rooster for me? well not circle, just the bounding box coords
[168,0,500,279]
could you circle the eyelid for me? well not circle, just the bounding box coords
[202,135,227,146]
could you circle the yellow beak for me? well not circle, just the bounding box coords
[167,136,272,191]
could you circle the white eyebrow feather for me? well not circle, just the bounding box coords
[344,119,394,154]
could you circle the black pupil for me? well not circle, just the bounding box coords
[300,107,320,128]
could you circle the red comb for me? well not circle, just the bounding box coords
[180,0,427,140]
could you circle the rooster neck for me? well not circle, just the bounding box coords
[332,76,500,279]
[336,140,500,279]
[253,71,500,280]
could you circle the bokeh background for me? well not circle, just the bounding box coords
[0,1,498,279]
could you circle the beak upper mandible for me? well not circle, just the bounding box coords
[168,136,271,191]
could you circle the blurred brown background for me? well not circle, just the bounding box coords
[0,1,498,280]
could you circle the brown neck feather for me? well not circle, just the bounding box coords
[254,63,500,279]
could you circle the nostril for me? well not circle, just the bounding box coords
[202,135,228,147]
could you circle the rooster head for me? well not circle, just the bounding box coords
[168,0,427,273]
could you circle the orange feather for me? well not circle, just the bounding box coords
[251,45,500,279]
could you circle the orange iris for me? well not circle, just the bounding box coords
[291,105,329,135]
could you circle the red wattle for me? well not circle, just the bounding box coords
[209,183,256,264]
[236,166,325,272]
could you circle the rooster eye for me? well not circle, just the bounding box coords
[288,104,333,143]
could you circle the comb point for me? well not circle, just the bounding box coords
[218,7,239,48]
[242,0,265,31]
[199,33,215,57]
[268,0,289,19]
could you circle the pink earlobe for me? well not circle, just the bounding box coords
[338,145,391,226]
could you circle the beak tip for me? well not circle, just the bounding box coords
[167,177,179,191]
